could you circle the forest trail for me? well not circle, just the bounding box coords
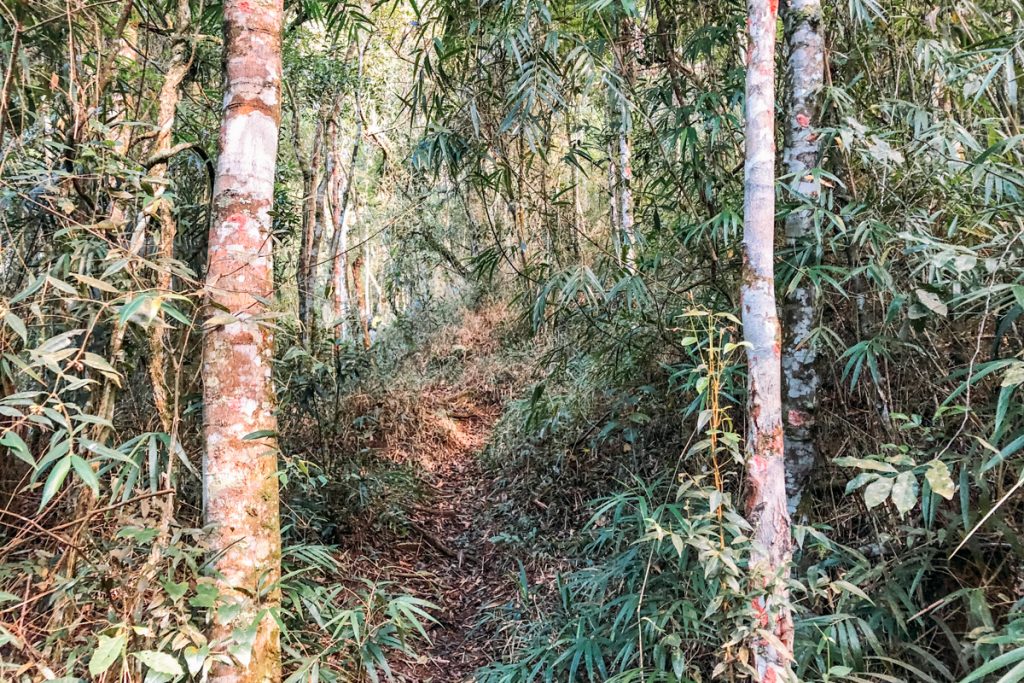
[337,308,522,682]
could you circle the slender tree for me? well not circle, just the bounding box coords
[327,113,362,341]
[293,102,324,348]
[148,0,196,434]
[740,0,795,678]
[612,17,639,270]
[780,0,825,513]
[202,0,283,678]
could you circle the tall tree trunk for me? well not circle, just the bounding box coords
[327,115,362,341]
[570,159,584,259]
[350,251,371,348]
[294,109,323,348]
[607,137,620,265]
[311,144,329,338]
[148,0,195,435]
[203,0,283,678]
[741,0,794,679]
[618,130,636,269]
[614,17,640,271]
[780,0,824,514]
[568,114,584,260]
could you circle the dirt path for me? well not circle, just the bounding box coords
[332,307,523,681]
[388,395,511,682]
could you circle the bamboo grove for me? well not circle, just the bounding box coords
[0,0,1022,681]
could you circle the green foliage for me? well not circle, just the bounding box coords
[477,477,753,683]
[281,550,438,683]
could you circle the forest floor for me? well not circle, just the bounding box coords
[334,306,527,681]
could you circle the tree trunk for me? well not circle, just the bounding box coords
[350,252,371,349]
[327,114,361,342]
[741,0,795,678]
[203,0,283,678]
[148,0,195,435]
[780,0,824,514]
[607,138,620,265]
[618,130,636,269]
[614,18,640,271]
[295,112,323,348]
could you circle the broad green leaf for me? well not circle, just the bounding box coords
[891,471,919,515]
[133,650,184,677]
[915,289,948,317]
[925,460,955,500]
[89,633,126,677]
[242,430,277,441]
[183,646,208,676]
[863,476,893,508]
[39,456,72,510]
[70,455,100,496]
[3,312,27,342]
[71,272,119,293]
[0,431,35,468]
[834,456,897,473]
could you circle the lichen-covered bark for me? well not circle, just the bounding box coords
[781,0,824,515]
[203,0,283,679]
[741,0,795,678]
[613,18,640,271]
[618,131,636,269]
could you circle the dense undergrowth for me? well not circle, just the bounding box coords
[457,266,1024,682]
[3,0,1024,680]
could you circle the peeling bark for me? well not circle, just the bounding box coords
[741,0,795,678]
[781,0,824,514]
[203,0,283,679]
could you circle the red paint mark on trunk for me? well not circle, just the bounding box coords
[796,113,810,127]
[769,0,779,16]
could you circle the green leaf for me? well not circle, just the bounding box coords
[961,648,1024,683]
[39,456,72,510]
[915,289,948,316]
[89,633,126,677]
[3,312,27,343]
[0,431,35,468]
[162,580,188,603]
[183,645,208,676]
[242,429,277,441]
[70,455,100,496]
[133,650,184,677]
[834,456,897,473]
[863,476,893,508]
[71,272,120,293]
[891,470,919,515]
[925,460,955,500]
